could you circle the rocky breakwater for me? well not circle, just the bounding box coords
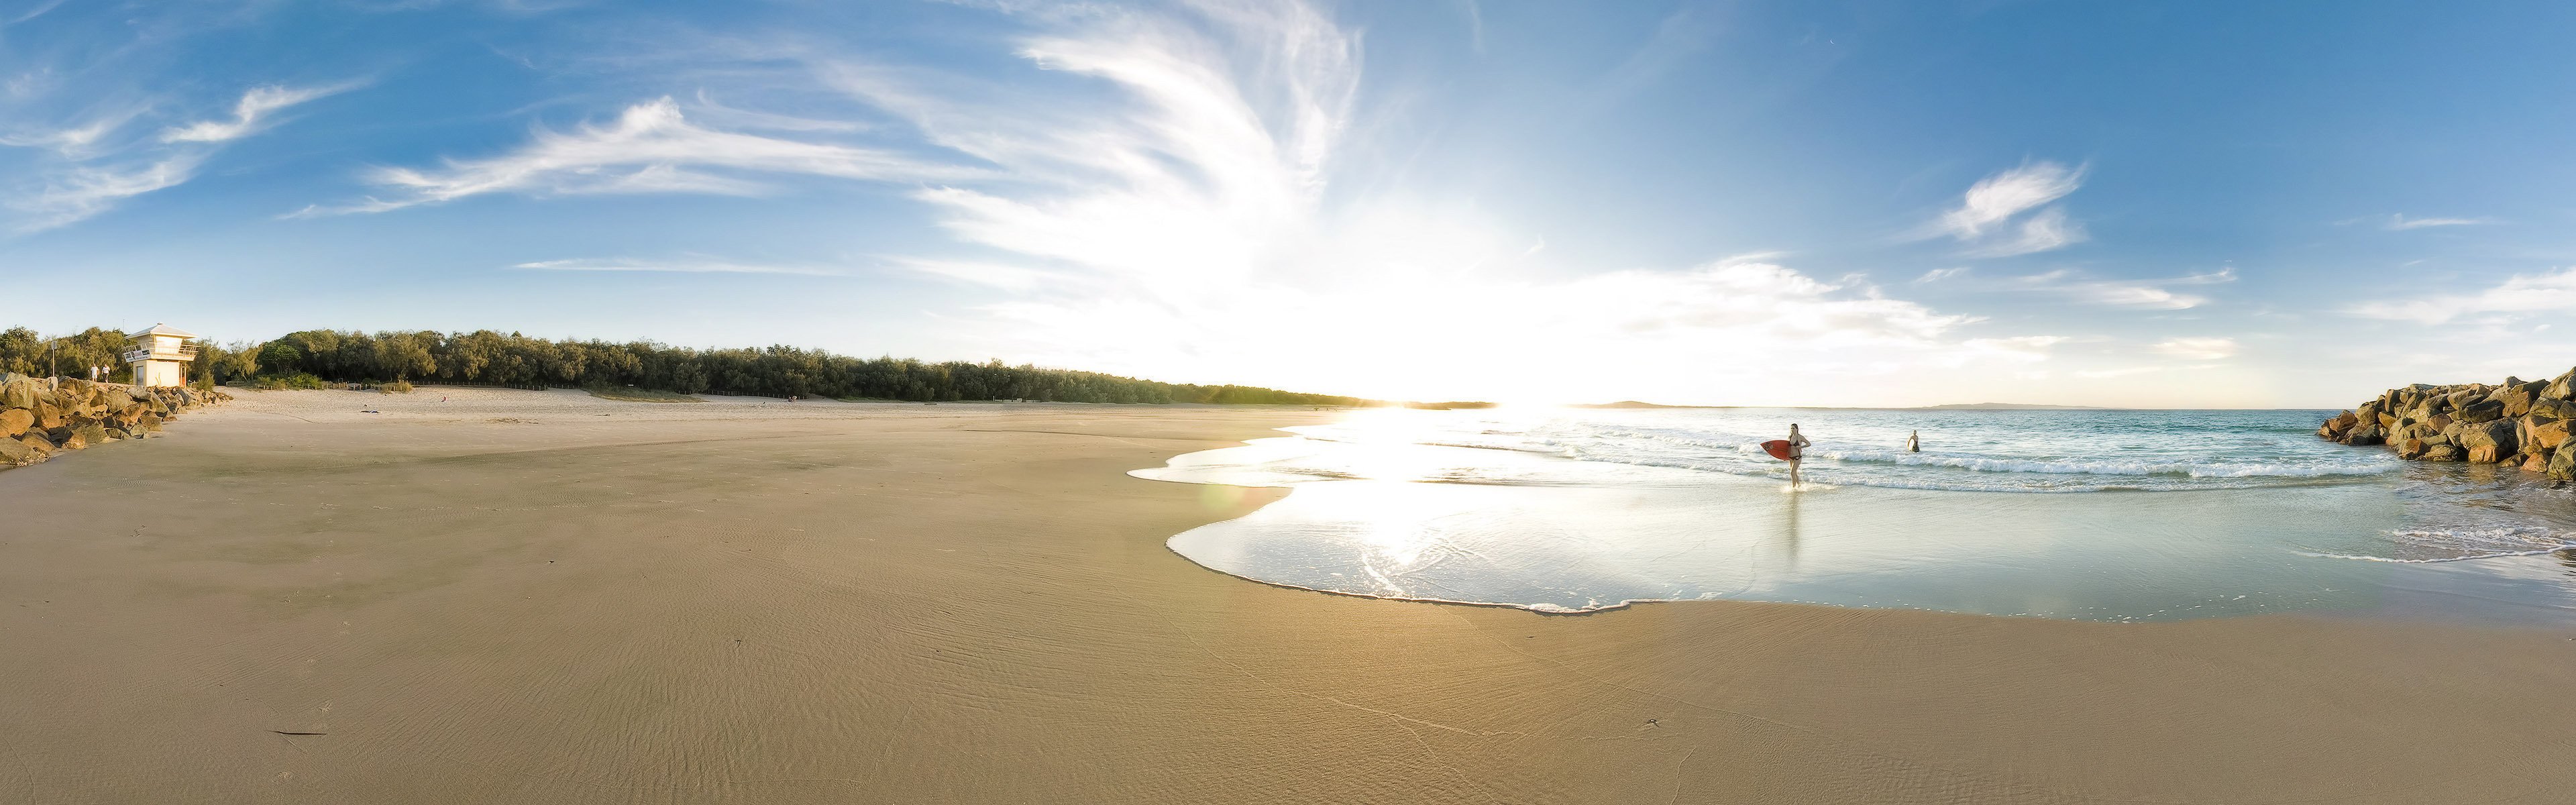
[0,374,231,470]
[2316,368,2576,482]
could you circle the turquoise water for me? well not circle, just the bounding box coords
[1136,407,2576,621]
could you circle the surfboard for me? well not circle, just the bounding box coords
[1761,439,1794,460]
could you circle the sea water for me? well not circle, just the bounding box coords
[1134,407,2576,622]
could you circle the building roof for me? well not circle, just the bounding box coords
[127,323,199,339]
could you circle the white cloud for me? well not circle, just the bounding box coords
[2349,266,2576,325]
[1930,160,2087,256]
[5,156,201,233]
[315,97,973,214]
[4,82,353,233]
[1966,206,2086,257]
[802,1,2069,403]
[2151,337,2238,360]
[2345,213,2499,231]
[2018,267,2235,310]
[511,258,843,276]
[1914,266,1969,284]
[161,83,351,143]
[1941,161,2082,237]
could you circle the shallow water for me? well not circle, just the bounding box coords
[1135,407,2576,621]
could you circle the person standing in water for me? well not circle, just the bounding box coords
[1786,423,1813,486]
[1907,430,1920,452]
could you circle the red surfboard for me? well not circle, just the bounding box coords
[1761,439,1794,460]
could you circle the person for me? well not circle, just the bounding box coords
[1786,423,1813,486]
[1907,429,1920,453]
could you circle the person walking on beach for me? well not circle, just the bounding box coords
[1786,423,1813,486]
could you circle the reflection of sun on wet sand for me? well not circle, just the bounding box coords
[7,388,2576,803]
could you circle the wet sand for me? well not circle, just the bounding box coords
[5,388,2575,804]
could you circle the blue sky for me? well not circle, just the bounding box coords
[5,1,2574,407]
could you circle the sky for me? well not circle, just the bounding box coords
[5,1,2575,408]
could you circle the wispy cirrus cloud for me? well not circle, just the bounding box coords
[161,83,355,142]
[2015,267,2236,310]
[1928,160,2088,257]
[2349,266,2576,325]
[4,83,349,233]
[303,97,971,215]
[2150,336,2238,360]
[2342,213,2501,231]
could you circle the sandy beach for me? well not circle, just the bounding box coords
[5,387,2575,804]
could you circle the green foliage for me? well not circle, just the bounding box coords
[0,326,133,381]
[227,329,1367,405]
[380,380,414,394]
[584,382,700,403]
[252,373,331,390]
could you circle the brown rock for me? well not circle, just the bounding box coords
[34,401,64,429]
[2524,451,2551,473]
[2527,418,2572,451]
[2346,425,2385,446]
[0,435,35,466]
[17,433,50,455]
[2424,443,2463,461]
[0,408,29,437]
[2426,413,2455,432]
[2552,444,2576,480]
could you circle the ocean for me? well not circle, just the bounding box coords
[1136,407,2576,621]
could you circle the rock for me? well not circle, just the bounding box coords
[0,377,38,410]
[0,408,28,437]
[2424,443,2464,462]
[2345,424,2385,446]
[2319,411,2357,439]
[0,436,34,466]
[2524,451,2551,473]
[2396,437,2428,460]
[16,433,50,455]
[2455,399,2507,424]
[2553,444,2576,481]
[34,401,64,429]
[2497,383,2540,418]
[2534,398,2576,421]
[2526,418,2571,452]
[2425,413,2456,432]
[2458,419,2519,464]
[137,413,163,432]
[2546,368,2576,401]
[102,427,127,441]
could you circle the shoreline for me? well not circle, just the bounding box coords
[8,390,2576,803]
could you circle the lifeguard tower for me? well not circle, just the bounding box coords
[123,324,199,388]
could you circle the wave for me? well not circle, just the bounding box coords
[2298,527,2576,563]
[1807,447,2399,479]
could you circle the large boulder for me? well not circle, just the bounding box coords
[2496,382,2542,418]
[34,401,64,429]
[2534,398,2576,421]
[2346,424,2385,446]
[2455,398,2507,424]
[2424,443,2465,462]
[2525,450,2552,474]
[0,435,36,466]
[2551,444,2576,481]
[2318,411,2358,439]
[0,376,38,410]
[2546,368,2576,401]
[2459,419,2520,464]
[0,407,29,437]
[2524,417,2572,453]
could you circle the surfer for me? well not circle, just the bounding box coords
[1907,430,1919,452]
[1786,424,1812,486]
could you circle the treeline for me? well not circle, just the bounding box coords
[3,325,1368,406]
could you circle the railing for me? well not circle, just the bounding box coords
[121,345,199,363]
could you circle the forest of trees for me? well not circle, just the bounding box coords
[0,325,1368,406]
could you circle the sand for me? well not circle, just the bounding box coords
[5,386,2575,804]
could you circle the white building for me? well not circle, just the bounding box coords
[123,324,199,388]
